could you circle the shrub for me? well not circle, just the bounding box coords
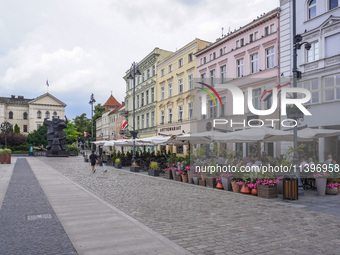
[115,158,121,164]
[150,161,158,170]
[66,145,78,152]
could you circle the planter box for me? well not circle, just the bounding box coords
[164,170,173,179]
[199,179,206,186]
[115,163,122,169]
[315,178,327,196]
[84,158,89,162]
[130,166,140,172]
[174,175,182,182]
[68,151,78,156]
[258,185,278,199]
[205,177,217,188]
[0,153,11,164]
[148,169,160,176]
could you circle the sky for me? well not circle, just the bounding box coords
[0,0,279,120]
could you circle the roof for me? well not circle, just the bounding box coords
[29,92,67,106]
[0,96,32,106]
[108,103,125,115]
[103,94,121,108]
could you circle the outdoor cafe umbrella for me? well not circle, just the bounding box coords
[296,128,340,141]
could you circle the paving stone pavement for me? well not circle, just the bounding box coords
[38,156,340,255]
[0,158,77,255]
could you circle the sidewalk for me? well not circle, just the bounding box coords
[0,157,190,255]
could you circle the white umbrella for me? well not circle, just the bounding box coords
[90,140,106,146]
[297,128,340,141]
[174,133,212,144]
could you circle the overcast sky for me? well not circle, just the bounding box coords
[0,0,279,120]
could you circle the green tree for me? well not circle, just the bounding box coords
[73,113,91,140]
[64,122,82,144]
[93,104,106,121]
[27,125,48,147]
[14,124,20,133]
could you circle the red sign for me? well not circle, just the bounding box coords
[120,120,128,130]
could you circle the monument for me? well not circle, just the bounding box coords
[44,116,69,157]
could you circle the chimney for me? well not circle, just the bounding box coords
[11,95,15,99]
[18,96,24,99]
[121,101,125,106]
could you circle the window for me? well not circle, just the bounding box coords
[161,110,165,124]
[178,105,183,121]
[251,53,259,73]
[152,65,156,76]
[168,83,173,97]
[37,110,41,119]
[213,52,216,59]
[249,34,254,42]
[179,58,183,67]
[23,112,27,119]
[151,111,155,126]
[266,47,275,68]
[188,53,193,62]
[270,24,275,33]
[137,95,140,107]
[168,108,173,123]
[146,113,149,128]
[200,58,203,65]
[161,69,165,76]
[203,57,206,64]
[236,40,240,48]
[330,0,339,10]
[142,72,145,82]
[188,102,193,119]
[126,99,129,111]
[254,31,258,40]
[23,125,27,132]
[298,79,319,104]
[252,88,261,110]
[188,74,194,90]
[45,111,50,119]
[201,73,206,83]
[161,87,165,100]
[237,58,244,77]
[240,38,244,47]
[151,88,154,103]
[325,33,340,58]
[146,90,149,105]
[324,75,340,101]
[210,70,215,86]
[178,78,183,93]
[220,48,223,56]
[209,54,212,61]
[9,111,13,119]
[141,93,144,106]
[177,145,183,154]
[168,64,172,72]
[220,97,226,117]
[141,114,144,129]
[221,65,227,82]
[147,69,150,79]
[309,0,316,19]
[137,116,140,130]
[306,41,319,62]
[264,26,269,36]
[209,100,217,118]
[37,124,41,129]
[266,96,273,110]
[53,111,57,117]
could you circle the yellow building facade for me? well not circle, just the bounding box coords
[156,39,210,155]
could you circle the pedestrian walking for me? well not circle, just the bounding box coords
[101,151,108,172]
[89,151,98,173]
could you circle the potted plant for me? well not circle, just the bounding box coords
[148,161,160,176]
[314,173,329,196]
[178,167,189,183]
[247,183,258,196]
[130,162,140,172]
[84,154,89,162]
[115,158,122,169]
[163,165,173,179]
[192,173,200,185]
[326,178,339,195]
[0,149,11,164]
[256,178,279,199]
[66,145,78,156]
[221,173,233,191]
[231,180,241,193]
[239,180,251,194]
[216,178,223,189]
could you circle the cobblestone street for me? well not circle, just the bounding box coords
[38,156,340,255]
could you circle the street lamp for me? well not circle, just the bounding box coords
[292,0,311,195]
[127,62,141,164]
[89,93,96,151]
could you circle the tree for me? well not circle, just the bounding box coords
[93,104,106,121]
[27,125,48,147]
[14,124,20,133]
[73,113,91,140]
[64,122,82,144]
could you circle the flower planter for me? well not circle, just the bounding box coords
[0,153,11,164]
[171,168,177,179]
[130,166,140,172]
[338,186,340,194]
[68,151,78,156]
[164,170,173,179]
[221,177,231,191]
[315,178,327,196]
[326,187,338,195]
[84,158,89,162]
[174,174,182,182]
[181,174,188,183]
[115,163,122,169]
[258,185,278,199]
[251,188,258,196]
[205,177,217,188]
[231,182,240,193]
[240,185,251,194]
[148,169,160,176]
[192,176,200,185]
[199,179,206,186]
[216,182,224,189]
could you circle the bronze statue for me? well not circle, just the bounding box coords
[44,116,68,156]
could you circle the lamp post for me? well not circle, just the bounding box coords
[89,93,96,151]
[127,62,141,164]
[292,0,311,195]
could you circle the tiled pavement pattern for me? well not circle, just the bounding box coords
[0,158,77,255]
[39,156,340,255]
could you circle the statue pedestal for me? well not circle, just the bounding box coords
[46,151,69,157]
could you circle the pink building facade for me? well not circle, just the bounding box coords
[195,8,281,158]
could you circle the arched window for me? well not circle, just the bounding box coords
[23,112,28,120]
[9,111,13,119]
[37,110,41,119]
[45,111,50,119]
[308,0,316,19]
[53,111,58,117]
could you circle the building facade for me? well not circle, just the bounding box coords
[123,48,173,139]
[0,93,66,134]
[280,0,340,161]
[156,39,211,155]
[195,8,280,158]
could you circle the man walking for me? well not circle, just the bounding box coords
[89,151,98,173]
[101,151,108,172]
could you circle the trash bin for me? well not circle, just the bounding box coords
[283,176,298,200]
